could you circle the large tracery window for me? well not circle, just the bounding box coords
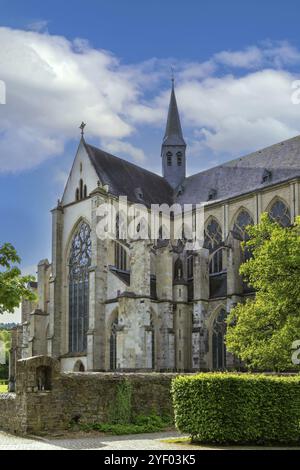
[233,210,254,241]
[233,210,254,262]
[204,219,223,274]
[212,309,227,370]
[269,200,291,227]
[68,222,91,353]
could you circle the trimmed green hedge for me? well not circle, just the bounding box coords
[172,373,300,444]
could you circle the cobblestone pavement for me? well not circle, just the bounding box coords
[0,431,209,450]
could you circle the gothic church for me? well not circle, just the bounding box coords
[10,83,300,378]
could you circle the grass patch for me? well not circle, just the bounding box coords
[0,384,7,393]
[162,437,192,445]
[80,414,173,436]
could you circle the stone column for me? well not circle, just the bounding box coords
[227,232,243,301]
[192,248,209,370]
[129,239,151,296]
[155,243,173,300]
[87,187,108,371]
[37,259,50,312]
[154,243,175,370]
[49,203,64,358]
[156,302,175,370]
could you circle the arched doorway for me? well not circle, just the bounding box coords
[73,360,85,372]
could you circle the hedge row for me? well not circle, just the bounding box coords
[171,373,300,444]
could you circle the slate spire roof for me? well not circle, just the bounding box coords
[162,82,186,147]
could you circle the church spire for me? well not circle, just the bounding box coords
[161,81,186,189]
[163,80,186,147]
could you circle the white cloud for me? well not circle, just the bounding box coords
[0,27,141,172]
[214,46,263,69]
[213,41,300,69]
[176,69,299,157]
[104,140,146,163]
[26,20,49,33]
[0,28,300,174]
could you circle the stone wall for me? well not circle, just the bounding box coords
[0,356,179,435]
[0,394,21,434]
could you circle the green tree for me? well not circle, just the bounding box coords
[0,243,36,315]
[226,214,300,371]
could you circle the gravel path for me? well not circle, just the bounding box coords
[0,431,207,450]
[0,430,298,451]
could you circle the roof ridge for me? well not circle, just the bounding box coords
[185,134,300,182]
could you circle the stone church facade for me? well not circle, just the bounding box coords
[10,83,300,381]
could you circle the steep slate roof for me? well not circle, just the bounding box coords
[177,135,300,205]
[84,141,173,206]
[162,84,186,147]
[84,134,300,207]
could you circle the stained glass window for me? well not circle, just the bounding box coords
[204,219,223,274]
[212,309,227,370]
[233,210,254,241]
[68,222,91,353]
[269,200,291,227]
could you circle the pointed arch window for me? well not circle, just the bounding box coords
[150,313,155,370]
[177,152,182,166]
[212,309,227,370]
[233,210,254,262]
[269,200,291,227]
[187,255,193,279]
[166,151,172,166]
[114,213,127,271]
[110,319,118,370]
[174,258,183,280]
[68,222,91,353]
[233,210,254,241]
[204,219,223,274]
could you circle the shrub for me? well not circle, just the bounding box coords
[80,414,171,435]
[108,379,132,424]
[172,373,300,445]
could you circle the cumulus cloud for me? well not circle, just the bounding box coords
[0,27,300,174]
[104,140,146,163]
[0,27,141,172]
[26,20,49,33]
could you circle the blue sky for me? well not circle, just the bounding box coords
[1,0,300,321]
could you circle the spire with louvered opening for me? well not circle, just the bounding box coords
[163,82,186,146]
[161,82,186,189]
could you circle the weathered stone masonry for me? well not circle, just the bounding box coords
[0,356,177,435]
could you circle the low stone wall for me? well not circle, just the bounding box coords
[0,356,179,435]
[0,394,21,434]
[59,372,176,426]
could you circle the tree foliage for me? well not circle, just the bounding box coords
[226,214,300,371]
[0,243,36,315]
